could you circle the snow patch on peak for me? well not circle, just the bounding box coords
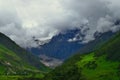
[68,33,82,42]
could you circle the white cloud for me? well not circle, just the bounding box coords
[0,0,120,47]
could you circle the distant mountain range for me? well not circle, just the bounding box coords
[30,29,115,60]
[0,23,120,80]
[42,30,120,80]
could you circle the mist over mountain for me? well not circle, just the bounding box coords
[29,29,116,60]
[42,31,120,80]
[0,0,120,80]
[0,32,49,75]
[0,0,120,48]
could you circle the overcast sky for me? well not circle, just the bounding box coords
[0,0,120,47]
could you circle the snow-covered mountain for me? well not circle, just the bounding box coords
[29,29,115,60]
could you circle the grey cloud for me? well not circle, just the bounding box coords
[0,0,120,47]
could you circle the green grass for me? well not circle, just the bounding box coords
[76,53,119,80]
[77,53,94,67]
[0,44,21,60]
[1,30,120,80]
[0,74,44,80]
[42,31,120,80]
[0,76,21,80]
[0,32,49,73]
[0,44,39,74]
[0,32,50,80]
[42,51,120,80]
[0,65,6,74]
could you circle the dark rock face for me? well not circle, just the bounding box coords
[30,29,84,60]
[30,29,115,60]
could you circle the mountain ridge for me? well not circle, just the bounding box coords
[30,29,115,60]
[42,31,120,80]
[0,32,49,75]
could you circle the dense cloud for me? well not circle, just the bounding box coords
[0,0,120,47]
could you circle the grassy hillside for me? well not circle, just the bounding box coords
[0,32,49,78]
[42,31,120,80]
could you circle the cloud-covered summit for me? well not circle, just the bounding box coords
[0,0,120,47]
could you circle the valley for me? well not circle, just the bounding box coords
[0,0,120,80]
[0,30,120,80]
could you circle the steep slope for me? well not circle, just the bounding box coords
[0,32,48,75]
[42,31,120,80]
[30,29,83,60]
[77,31,115,54]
